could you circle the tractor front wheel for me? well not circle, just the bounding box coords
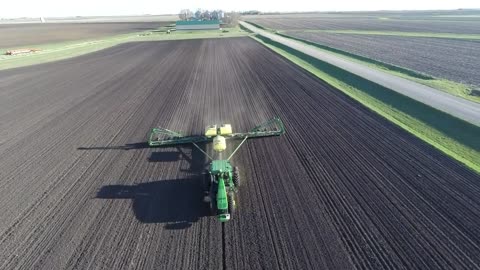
[203,171,213,188]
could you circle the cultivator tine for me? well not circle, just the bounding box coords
[148,128,183,146]
[228,117,285,139]
[250,117,285,134]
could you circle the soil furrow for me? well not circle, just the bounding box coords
[0,37,479,269]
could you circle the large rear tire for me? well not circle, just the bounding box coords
[233,167,240,187]
[203,171,211,191]
[203,171,212,203]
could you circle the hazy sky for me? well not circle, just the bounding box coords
[0,0,478,18]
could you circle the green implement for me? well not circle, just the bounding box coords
[148,117,285,147]
[148,117,285,222]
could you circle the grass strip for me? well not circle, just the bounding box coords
[275,32,479,103]
[252,34,480,174]
[276,33,433,79]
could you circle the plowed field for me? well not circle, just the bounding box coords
[0,37,479,269]
[245,15,480,34]
[0,22,166,48]
[284,31,480,87]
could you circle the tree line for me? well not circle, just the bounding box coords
[178,9,240,26]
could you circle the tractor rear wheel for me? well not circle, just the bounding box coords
[203,171,213,203]
[228,192,236,216]
[203,171,210,190]
[233,167,240,187]
[204,171,214,189]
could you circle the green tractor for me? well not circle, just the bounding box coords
[205,160,240,222]
[148,117,285,222]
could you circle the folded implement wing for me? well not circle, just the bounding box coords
[148,117,285,147]
[148,128,206,147]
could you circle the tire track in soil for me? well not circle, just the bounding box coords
[0,37,479,269]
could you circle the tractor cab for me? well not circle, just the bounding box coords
[208,160,235,222]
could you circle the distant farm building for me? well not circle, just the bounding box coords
[176,20,220,30]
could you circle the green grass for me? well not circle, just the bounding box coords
[252,34,480,174]
[298,29,480,40]
[0,26,249,70]
[275,32,480,103]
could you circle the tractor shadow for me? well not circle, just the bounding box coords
[96,177,210,229]
[77,142,150,151]
[147,143,209,174]
[84,141,211,229]
[78,142,209,173]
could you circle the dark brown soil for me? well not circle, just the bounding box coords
[245,14,480,34]
[0,37,479,269]
[0,22,168,48]
[285,31,480,87]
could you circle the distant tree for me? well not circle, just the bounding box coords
[211,10,219,20]
[179,9,193,20]
[203,10,211,20]
[179,10,186,20]
[195,9,202,19]
[223,12,240,26]
[180,8,226,21]
[241,10,261,15]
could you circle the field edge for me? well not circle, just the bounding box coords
[0,26,250,71]
[272,32,479,103]
[250,34,480,174]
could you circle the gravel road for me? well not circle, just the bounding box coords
[241,21,480,126]
[0,37,479,269]
[285,31,480,88]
